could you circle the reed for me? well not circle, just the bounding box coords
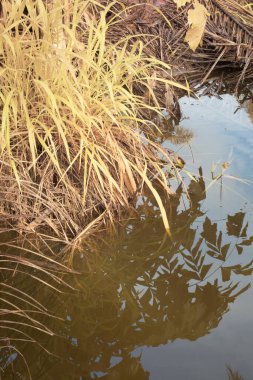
[0,0,188,241]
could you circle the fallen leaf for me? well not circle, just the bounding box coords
[172,0,191,8]
[185,0,209,51]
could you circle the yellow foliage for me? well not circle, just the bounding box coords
[173,0,191,7]
[185,0,209,51]
[172,0,209,51]
[0,0,189,238]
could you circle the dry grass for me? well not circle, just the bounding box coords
[0,0,188,241]
[0,234,74,378]
[1,0,252,241]
[106,0,253,88]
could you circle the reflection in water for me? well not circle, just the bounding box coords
[244,98,253,124]
[1,168,253,379]
[227,367,245,380]
[156,115,194,145]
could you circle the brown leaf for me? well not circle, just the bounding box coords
[185,0,209,51]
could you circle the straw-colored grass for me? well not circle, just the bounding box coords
[0,0,188,241]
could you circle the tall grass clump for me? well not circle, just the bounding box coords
[0,0,187,241]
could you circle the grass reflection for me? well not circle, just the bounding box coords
[1,170,253,379]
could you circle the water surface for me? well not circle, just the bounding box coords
[1,90,253,380]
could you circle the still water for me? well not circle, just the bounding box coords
[1,90,253,379]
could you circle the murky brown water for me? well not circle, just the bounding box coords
[1,90,253,379]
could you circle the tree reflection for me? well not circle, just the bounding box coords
[1,170,253,379]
